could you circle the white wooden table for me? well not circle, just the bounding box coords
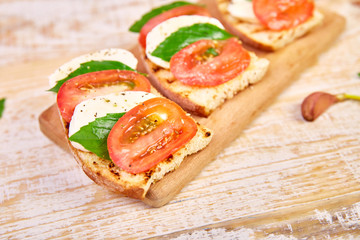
[1,0,360,239]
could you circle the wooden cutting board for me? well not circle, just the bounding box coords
[39,8,345,207]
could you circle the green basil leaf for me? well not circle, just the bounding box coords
[129,1,193,33]
[48,60,137,93]
[151,23,233,62]
[0,98,5,119]
[69,112,125,160]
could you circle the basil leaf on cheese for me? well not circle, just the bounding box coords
[129,1,192,33]
[151,23,233,62]
[69,112,125,160]
[0,98,5,119]
[48,60,136,93]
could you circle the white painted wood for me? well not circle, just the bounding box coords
[1,0,360,239]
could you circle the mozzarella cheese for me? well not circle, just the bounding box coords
[49,48,138,88]
[145,15,225,69]
[227,0,259,24]
[69,91,157,151]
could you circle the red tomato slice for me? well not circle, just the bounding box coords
[253,0,314,31]
[107,97,197,174]
[138,5,210,49]
[57,70,151,123]
[170,38,251,87]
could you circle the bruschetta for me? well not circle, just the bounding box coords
[212,0,324,51]
[131,10,269,117]
[50,48,213,200]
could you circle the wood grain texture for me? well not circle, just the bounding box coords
[1,0,360,239]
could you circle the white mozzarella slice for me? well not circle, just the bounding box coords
[228,0,259,24]
[69,91,157,151]
[145,15,224,69]
[49,48,138,88]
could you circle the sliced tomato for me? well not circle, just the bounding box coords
[253,0,314,31]
[57,70,151,123]
[107,97,197,174]
[170,38,250,87]
[139,5,210,49]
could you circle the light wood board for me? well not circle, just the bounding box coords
[39,8,345,207]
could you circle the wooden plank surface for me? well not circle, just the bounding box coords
[2,0,360,239]
[39,8,345,207]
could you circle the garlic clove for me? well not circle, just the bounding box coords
[301,92,339,121]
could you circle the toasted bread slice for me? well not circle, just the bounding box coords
[141,48,269,117]
[214,0,324,51]
[60,108,212,200]
[51,47,213,200]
